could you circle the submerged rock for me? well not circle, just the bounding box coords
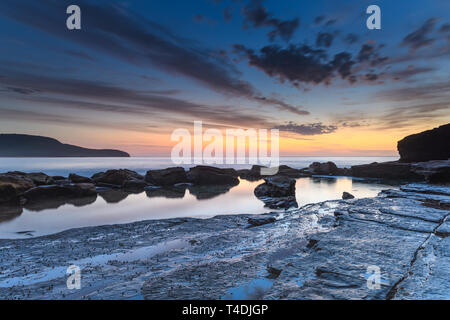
[145,167,187,186]
[398,123,450,162]
[186,166,239,185]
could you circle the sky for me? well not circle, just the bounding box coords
[0,0,449,156]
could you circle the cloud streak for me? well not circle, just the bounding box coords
[0,0,302,115]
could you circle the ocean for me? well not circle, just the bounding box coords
[0,156,398,239]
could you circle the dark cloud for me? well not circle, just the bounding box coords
[254,96,309,116]
[376,102,450,129]
[314,16,325,25]
[234,43,357,86]
[4,86,39,95]
[316,32,334,48]
[377,82,450,102]
[364,73,378,81]
[242,0,299,41]
[223,7,233,22]
[440,23,450,33]
[344,33,359,44]
[357,44,388,66]
[0,70,276,128]
[325,19,337,26]
[193,14,217,25]
[0,0,301,115]
[401,18,438,50]
[391,66,434,80]
[273,122,338,135]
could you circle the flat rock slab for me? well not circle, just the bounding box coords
[0,184,448,300]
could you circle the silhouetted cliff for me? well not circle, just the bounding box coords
[397,124,450,162]
[0,134,130,157]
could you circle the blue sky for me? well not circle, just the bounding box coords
[0,0,449,155]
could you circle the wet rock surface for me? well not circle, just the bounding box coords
[0,184,448,300]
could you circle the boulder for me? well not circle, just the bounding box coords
[186,166,239,185]
[254,176,298,209]
[342,191,355,200]
[237,165,267,181]
[254,176,296,198]
[145,167,187,186]
[411,160,450,184]
[277,165,305,178]
[350,161,423,180]
[91,169,144,187]
[69,173,92,183]
[308,161,338,175]
[0,173,35,202]
[398,123,450,162]
[0,185,19,204]
[239,165,305,181]
[23,183,97,203]
[25,172,54,186]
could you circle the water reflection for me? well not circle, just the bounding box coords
[0,177,395,239]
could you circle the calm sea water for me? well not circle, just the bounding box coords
[0,157,398,239]
[0,156,397,176]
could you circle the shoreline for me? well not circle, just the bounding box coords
[0,183,448,299]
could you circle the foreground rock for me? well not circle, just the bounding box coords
[1,183,448,300]
[398,123,450,162]
[186,166,239,185]
[254,176,298,209]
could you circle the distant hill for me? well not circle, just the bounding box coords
[0,134,130,157]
